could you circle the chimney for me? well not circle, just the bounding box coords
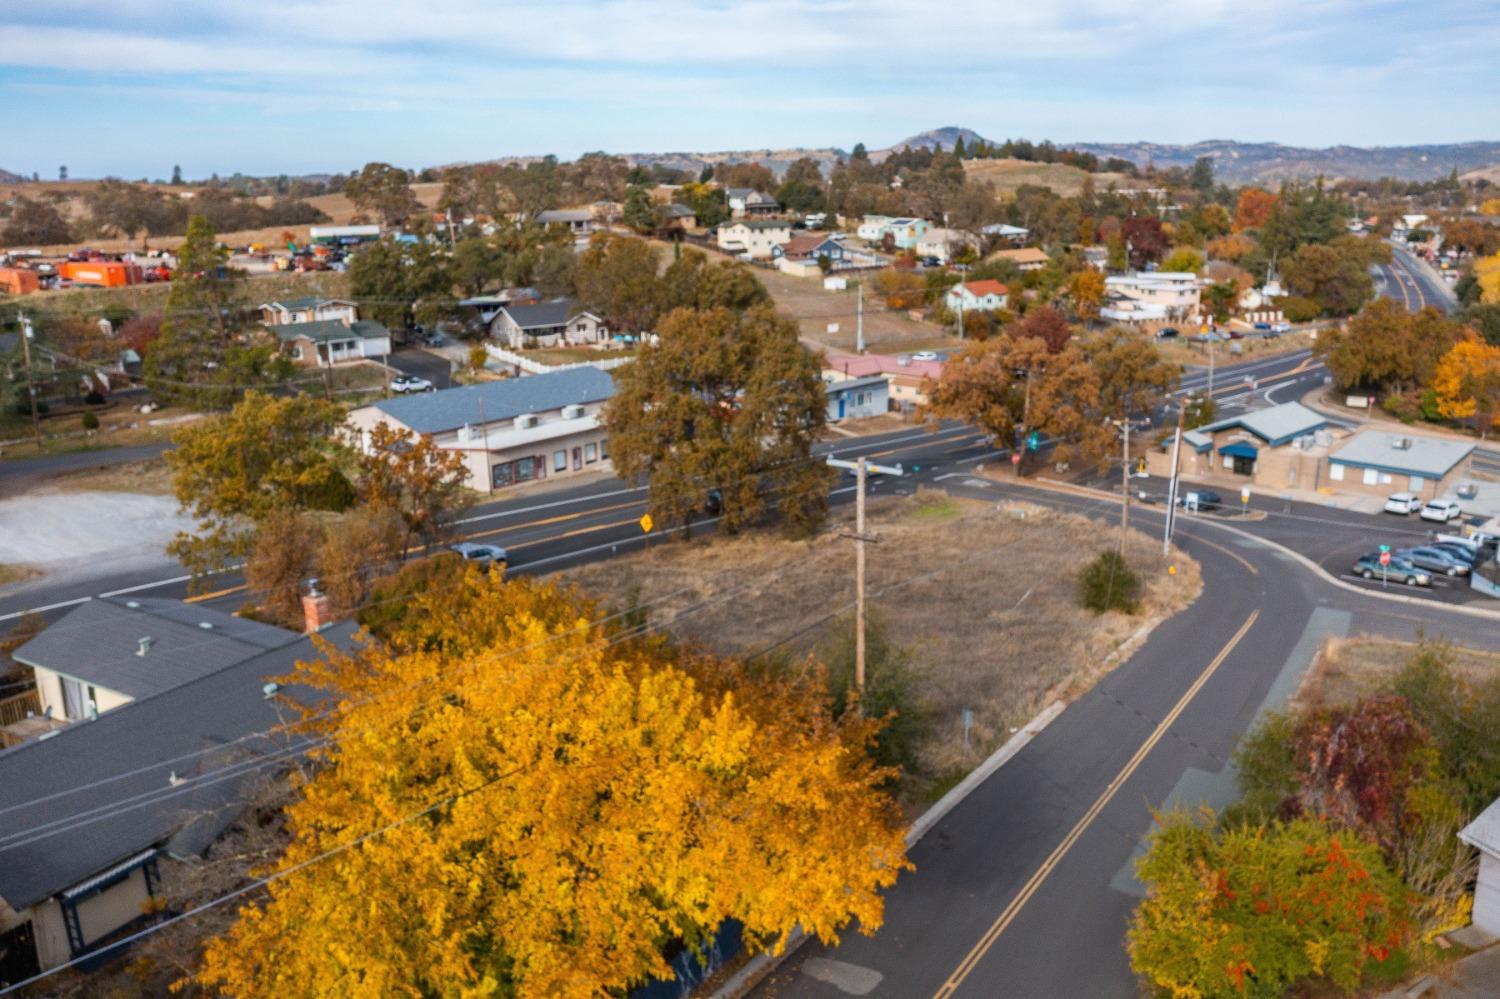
[136,636,154,656]
[301,580,333,634]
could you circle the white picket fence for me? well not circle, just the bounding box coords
[484,344,633,375]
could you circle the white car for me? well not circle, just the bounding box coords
[1384,492,1422,515]
[450,542,508,568]
[1419,498,1463,523]
[391,374,434,393]
[911,350,940,362]
[1271,322,1292,333]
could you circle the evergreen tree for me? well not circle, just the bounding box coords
[952,135,967,159]
[171,164,183,185]
[621,185,655,233]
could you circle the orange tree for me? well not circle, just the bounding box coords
[354,421,471,551]
[195,575,908,996]
[1432,330,1500,435]
[1129,813,1411,998]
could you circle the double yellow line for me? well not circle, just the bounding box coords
[933,610,1260,997]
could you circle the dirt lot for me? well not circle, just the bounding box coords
[1296,635,1500,709]
[1154,329,1319,368]
[962,159,1133,200]
[557,490,1201,784]
[755,265,961,354]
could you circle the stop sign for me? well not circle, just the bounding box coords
[1380,550,1391,566]
[1011,453,1022,465]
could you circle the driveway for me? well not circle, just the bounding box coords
[386,347,455,389]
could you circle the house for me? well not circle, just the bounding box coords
[725,189,780,218]
[988,247,1051,272]
[915,228,980,264]
[944,279,1010,314]
[0,610,357,983]
[659,203,697,229]
[854,216,930,249]
[823,352,942,409]
[489,299,608,349]
[823,374,889,422]
[347,367,617,493]
[1326,430,1475,500]
[8,598,298,729]
[1459,795,1500,936]
[981,223,1029,243]
[1101,272,1200,323]
[535,209,594,237]
[856,215,894,242]
[259,297,359,327]
[273,318,391,366]
[1146,402,1333,488]
[1083,246,1109,271]
[771,233,867,275]
[717,220,793,259]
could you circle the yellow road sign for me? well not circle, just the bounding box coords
[639,513,654,534]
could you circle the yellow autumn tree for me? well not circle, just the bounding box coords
[1475,250,1500,304]
[194,574,909,997]
[1432,330,1500,435]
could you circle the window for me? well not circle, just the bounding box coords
[1362,467,1378,486]
[1378,472,1392,485]
[1409,475,1425,491]
[491,462,513,489]
[1329,462,1345,481]
[584,443,598,463]
[601,438,609,459]
[554,450,567,472]
[289,346,303,360]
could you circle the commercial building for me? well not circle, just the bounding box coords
[1146,402,1331,488]
[1325,430,1475,500]
[347,367,617,493]
[823,374,889,422]
[823,352,942,409]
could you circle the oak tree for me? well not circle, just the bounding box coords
[344,162,421,225]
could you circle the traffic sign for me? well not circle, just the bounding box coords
[639,513,654,534]
[1378,543,1391,553]
[1010,453,1022,466]
[1240,486,1250,504]
[1380,550,1391,566]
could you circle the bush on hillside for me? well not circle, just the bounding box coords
[1078,549,1139,614]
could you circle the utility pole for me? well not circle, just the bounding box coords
[17,312,41,449]
[856,282,864,354]
[1163,401,1185,555]
[1117,417,1131,554]
[826,455,904,706]
[1207,338,1216,399]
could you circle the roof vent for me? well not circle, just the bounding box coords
[125,600,141,609]
[136,636,154,656]
[262,682,281,699]
[1392,436,1413,450]
[198,621,215,630]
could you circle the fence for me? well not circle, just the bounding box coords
[0,688,41,728]
[484,345,633,376]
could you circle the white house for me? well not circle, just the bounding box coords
[1101,271,1200,323]
[857,215,894,241]
[717,220,793,259]
[535,209,594,237]
[944,279,1010,314]
[981,223,1029,243]
[1460,795,1500,936]
[725,188,780,218]
[259,297,359,326]
[347,367,618,493]
[273,318,391,367]
[915,228,980,264]
[490,299,608,349]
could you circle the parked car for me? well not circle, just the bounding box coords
[1155,327,1180,339]
[1252,322,1273,332]
[1429,541,1481,564]
[1179,489,1222,512]
[1383,492,1423,515]
[1420,498,1463,523]
[1398,546,1471,576]
[1271,322,1292,333]
[911,350,940,362]
[1352,553,1431,586]
[391,374,434,393]
[450,542,507,568]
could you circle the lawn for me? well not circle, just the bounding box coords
[556,489,1201,794]
[0,401,200,459]
[523,346,636,366]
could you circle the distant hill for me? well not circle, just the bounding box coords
[872,126,991,158]
[1065,139,1500,185]
[0,168,25,184]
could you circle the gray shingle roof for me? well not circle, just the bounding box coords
[263,296,353,312]
[272,318,386,345]
[1330,429,1476,479]
[12,598,299,701]
[535,209,592,223]
[500,300,575,330]
[0,624,358,910]
[363,366,617,435]
[1198,402,1327,447]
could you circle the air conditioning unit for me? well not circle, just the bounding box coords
[1392,436,1413,450]
[516,414,538,429]
[458,423,480,442]
[561,404,585,420]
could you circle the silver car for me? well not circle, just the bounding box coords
[450,542,508,569]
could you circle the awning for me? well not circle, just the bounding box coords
[1218,441,1259,459]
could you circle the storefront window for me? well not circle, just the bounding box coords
[554,449,567,472]
[584,443,597,463]
[491,462,513,489]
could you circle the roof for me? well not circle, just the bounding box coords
[1330,429,1476,479]
[263,297,353,312]
[362,366,616,435]
[725,187,754,199]
[823,352,943,381]
[1460,796,1500,857]
[957,279,1010,298]
[824,374,889,394]
[1196,402,1327,448]
[662,203,696,218]
[726,220,791,231]
[981,223,1029,236]
[498,299,594,330]
[272,318,387,345]
[12,598,299,701]
[535,209,592,223]
[990,247,1051,265]
[0,623,358,910]
[780,233,843,257]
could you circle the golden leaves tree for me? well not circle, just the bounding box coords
[195,576,909,997]
[1432,330,1500,436]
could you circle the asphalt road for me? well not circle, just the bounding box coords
[752,478,1500,999]
[1377,243,1457,315]
[0,441,169,492]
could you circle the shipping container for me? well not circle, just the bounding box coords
[0,268,41,296]
[59,261,142,288]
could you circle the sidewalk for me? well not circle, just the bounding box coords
[1373,937,1500,998]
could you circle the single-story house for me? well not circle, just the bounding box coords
[660,203,697,229]
[725,189,780,218]
[717,220,793,259]
[8,598,298,730]
[854,216,929,249]
[0,610,357,983]
[273,318,391,366]
[259,297,358,327]
[856,215,894,241]
[1326,430,1475,500]
[774,233,853,264]
[1459,795,1500,936]
[490,299,608,349]
[1147,401,1339,493]
[823,352,942,409]
[981,223,1029,243]
[347,366,617,493]
[535,209,594,236]
[988,247,1051,272]
[945,279,1010,314]
[823,374,889,422]
[915,228,979,264]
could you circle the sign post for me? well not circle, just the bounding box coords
[1240,486,1250,518]
[1379,544,1391,588]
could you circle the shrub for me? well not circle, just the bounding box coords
[84,391,106,406]
[80,411,99,430]
[1078,549,1139,614]
[818,612,931,775]
[1280,295,1322,323]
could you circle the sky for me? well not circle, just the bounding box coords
[2,0,1499,179]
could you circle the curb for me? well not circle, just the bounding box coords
[708,700,1067,999]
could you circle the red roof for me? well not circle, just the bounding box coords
[962,279,1009,298]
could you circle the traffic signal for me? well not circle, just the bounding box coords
[1026,430,1040,452]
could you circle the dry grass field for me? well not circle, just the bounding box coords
[963,158,1133,200]
[754,265,960,353]
[557,490,1201,783]
[1296,635,1500,709]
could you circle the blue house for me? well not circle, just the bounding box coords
[823,374,889,422]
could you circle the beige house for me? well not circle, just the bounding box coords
[915,228,980,264]
[717,220,793,258]
[347,367,617,493]
[1102,272,1200,323]
[259,296,358,326]
[988,247,1052,272]
[489,299,608,349]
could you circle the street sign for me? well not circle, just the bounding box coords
[1380,550,1391,566]
[1378,543,1391,553]
[639,513,654,534]
[1010,453,1022,466]
[1240,486,1250,504]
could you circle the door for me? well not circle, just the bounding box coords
[572,447,582,471]
[837,397,846,420]
[0,920,40,987]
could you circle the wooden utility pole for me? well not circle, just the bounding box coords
[826,455,904,708]
[17,313,41,449]
[1118,417,1131,554]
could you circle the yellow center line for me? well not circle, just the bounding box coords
[1176,531,1259,576]
[459,497,645,542]
[1205,356,1312,398]
[933,610,1260,998]
[184,583,248,604]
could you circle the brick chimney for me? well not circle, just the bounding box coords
[301,581,333,634]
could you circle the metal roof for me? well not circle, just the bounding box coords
[362,366,617,435]
[1460,795,1500,858]
[0,624,358,910]
[12,598,298,701]
[535,209,592,223]
[1196,402,1327,447]
[1330,429,1475,479]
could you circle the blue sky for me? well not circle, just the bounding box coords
[3,0,1498,179]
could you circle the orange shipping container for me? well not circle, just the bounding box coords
[0,268,41,296]
[60,261,142,287]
